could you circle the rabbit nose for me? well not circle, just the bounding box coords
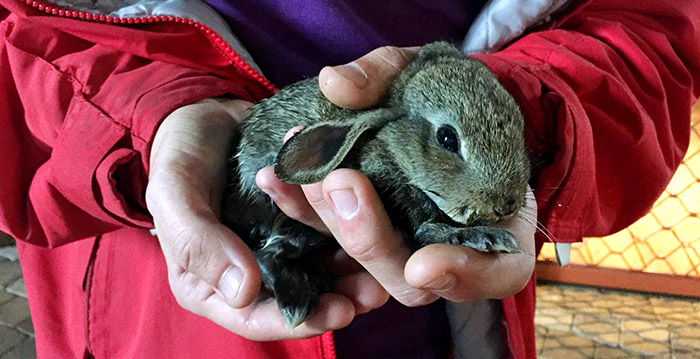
[494,198,518,218]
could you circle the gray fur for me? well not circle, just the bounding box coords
[222,42,530,328]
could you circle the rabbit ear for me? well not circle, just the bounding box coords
[275,108,396,184]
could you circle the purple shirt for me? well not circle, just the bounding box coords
[204,0,487,87]
[202,1,488,357]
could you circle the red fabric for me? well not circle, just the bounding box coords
[472,2,700,357]
[474,0,700,243]
[18,229,331,359]
[1,0,699,359]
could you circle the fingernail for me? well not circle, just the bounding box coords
[422,274,456,291]
[329,189,359,220]
[219,266,243,304]
[334,62,368,88]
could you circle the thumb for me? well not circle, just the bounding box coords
[319,46,419,110]
[147,179,262,309]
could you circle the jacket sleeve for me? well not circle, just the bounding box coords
[0,8,263,247]
[472,0,700,243]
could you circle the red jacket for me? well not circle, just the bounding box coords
[1,0,698,358]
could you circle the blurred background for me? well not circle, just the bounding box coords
[536,100,700,358]
[0,102,699,358]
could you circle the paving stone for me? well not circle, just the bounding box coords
[14,318,33,337]
[546,327,570,338]
[0,338,35,359]
[536,335,545,354]
[593,344,640,358]
[592,299,622,308]
[0,247,18,262]
[653,306,681,315]
[596,332,622,346]
[536,313,574,332]
[559,334,597,347]
[536,314,562,326]
[0,297,30,328]
[540,347,589,359]
[673,345,700,359]
[575,320,620,335]
[536,307,569,317]
[674,325,700,338]
[623,341,671,355]
[665,312,700,325]
[536,301,557,309]
[0,327,24,356]
[622,320,656,331]
[0,290,12,306]
[0,261,22,288]
[5,279,25,299]
[638,328,670,342]
[578,306,612,315]
[674,336,700,349]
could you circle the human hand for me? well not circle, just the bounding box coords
[257,46,536,308]
[145,98,376,340]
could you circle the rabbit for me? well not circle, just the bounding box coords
[222,41,531,329]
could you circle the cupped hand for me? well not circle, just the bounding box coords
[258,45,536,308]
[145,98,384,340]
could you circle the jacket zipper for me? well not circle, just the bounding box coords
[20,0,277,93]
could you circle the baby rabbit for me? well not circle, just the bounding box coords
[222,42,530,329]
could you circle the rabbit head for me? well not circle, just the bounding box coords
[276,43,530,226]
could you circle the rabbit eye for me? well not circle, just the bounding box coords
[436,125,459,153]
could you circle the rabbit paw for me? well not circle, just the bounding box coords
[274,277,319,329]
[274,268,338,329]
[459,226,522,253]
[415,222,522,253]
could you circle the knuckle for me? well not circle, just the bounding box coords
[175,230,217,283]
[372,46,410,71]
[343,235,399,262]
[394,290,437,307]
[302,184,326,207]
[275,197,323,230]
[284,207,321,229]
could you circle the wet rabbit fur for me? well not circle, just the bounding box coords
[222,42,530,329]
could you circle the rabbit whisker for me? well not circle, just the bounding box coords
[516,213,555,244]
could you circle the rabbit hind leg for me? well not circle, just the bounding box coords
[255,214,336,328]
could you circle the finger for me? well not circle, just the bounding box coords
[257,126,330,233]
[256,167,330,234]
[317,247,365,275]
[320,169,437,307]
[404,192,538,301]
[335,271,390,315]
[298,179,342,237]
[170,268,356,340]
[319,46,419,109]
[147,180,262,309]
[161,216,262,308]
[198,291,356,341]
[283,125,304,143]
[404,244,535,302]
